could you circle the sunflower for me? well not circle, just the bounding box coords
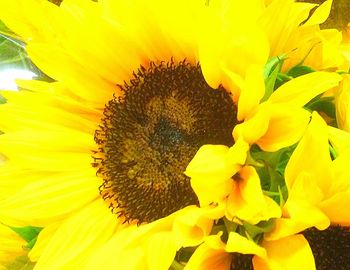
[0,0,344,269]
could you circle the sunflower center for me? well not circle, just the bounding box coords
[303,226,350,269]
[231,253,253,270]
[94,61,237,223]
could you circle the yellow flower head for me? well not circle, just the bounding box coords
[0,0,345,269]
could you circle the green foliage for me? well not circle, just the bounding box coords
[305,96,336,120]
[287,65,315,78]
[250,144,296,205]
[262,55,286,102]
[10,226,42,249]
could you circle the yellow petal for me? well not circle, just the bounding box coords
[257,105,310,152]
[29,222,62,262]
[335,75,350,132]
[0,0,60,42]
[329,150,350,195]
[84,232,145,270]
[146,232,177,270]
[269,72,342,107]
[285,112,332,194]
[226,232,267,258]
[184,234,231,270]
[33,200,119,270]
[199,1,269,89]
[267,200,330,240]
[186,142,248,206]
[27,43,115,104]
[237,65,265,121]
[84,212,179,270]
[172,205,224,248]
[287,172,324,205]
[226,166,281,224]
[0,224,27,263]
[303,0,333,27]
[320,192,350,225]
[258,0,315,56]
[328,127,350,155]
[253,234,316,270]
[0,170,100,227]
[233,103,270,145]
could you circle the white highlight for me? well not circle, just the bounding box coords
[0,68,36,90]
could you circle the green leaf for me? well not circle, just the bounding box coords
[263,55,286,80]
[0,94,6,104]
[329,144,338,160]
[262,59,283,102]
[174,246,197,265]
[242,219,276,242]
[287,65,315,78]
[250,144,295,204]
[305,96,336,119]
[10,226,42,245]
[274,73,292,89]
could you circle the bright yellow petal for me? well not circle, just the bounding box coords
[335,74,350,132]
[27,43,115,104]
[28,222,62,262]
[233,103,270,145]
[237,65,265,121]
[33,200,119,270]
[319,192,350,225]
[0,170,100,227]
[226,232,267,258]
[172,205,224,248]
[253,234,316,270]
[258,0,315,56]
[267,200,330,241]
[257,105,310,152]
[186,141,248,206]
[226,166,281,224]
[184,234,231,270]
[303,0,333,27]
[269,72,342,107]
[84,211,180,270]
[0,224,27,263]
[285,112,332,193]
[328,127,350,155]
[146,232,177,270]
[199,1,269,89]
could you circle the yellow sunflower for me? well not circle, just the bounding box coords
[0,0,344,269]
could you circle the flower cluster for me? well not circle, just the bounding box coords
[0,0,349,270]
